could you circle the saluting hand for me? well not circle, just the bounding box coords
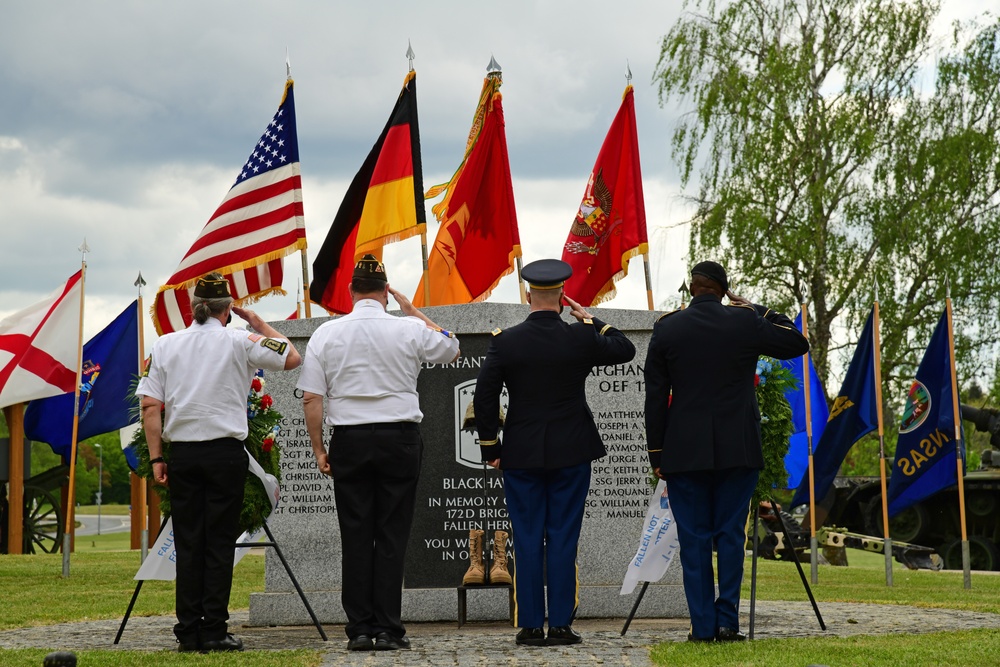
[726,290,750,307]
[388,286,418,317]
[232,306,263,331]
[563,295,593,322]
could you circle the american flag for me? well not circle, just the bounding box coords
[152,79,306,335]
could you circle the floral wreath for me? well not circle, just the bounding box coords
[130,369,282,533]
[753,357,795,501]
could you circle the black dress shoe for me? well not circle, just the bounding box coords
[347,634,374,651]
[374,632,411,650]
[716,627,747,642]
[200,634,243,652]
[687,633,715,642]
[547,625,582,645]
[515,627,546,646]
[176,639,200,652]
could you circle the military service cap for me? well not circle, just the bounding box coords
[193,276,233,299]
[691,260,728,293]
[353,254,388,282]
[521,259,572,290]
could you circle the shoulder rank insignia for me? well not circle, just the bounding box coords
[261,338,288,355]
[491,327,503,336]
[433,326,456,339]
[583,318,594,325]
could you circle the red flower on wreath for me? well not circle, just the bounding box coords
[260,394,273,410]
[251,377,263,393]
[262,437,274,453]
[754,374,761,387]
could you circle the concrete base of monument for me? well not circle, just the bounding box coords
[247,584,690,626]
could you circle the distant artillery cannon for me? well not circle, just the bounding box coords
[1,437,68,554]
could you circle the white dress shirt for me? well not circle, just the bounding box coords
[296,299,460,425]
[136,318,291,442]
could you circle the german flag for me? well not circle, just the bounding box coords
[414,71,521,306]
[310,71,425,314]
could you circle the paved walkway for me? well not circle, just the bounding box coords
[2,602,999,666]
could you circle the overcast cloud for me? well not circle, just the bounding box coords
[0,1,984,348]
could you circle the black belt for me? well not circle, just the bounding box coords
[332,422,419,433]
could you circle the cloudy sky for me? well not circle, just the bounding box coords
[0,1,984,348]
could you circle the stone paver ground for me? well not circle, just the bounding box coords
[2,601,999,666]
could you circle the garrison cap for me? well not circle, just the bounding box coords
[193,276,233,299]
[353,254,388,282]
[522,259,572,290]
[691,260,728,293]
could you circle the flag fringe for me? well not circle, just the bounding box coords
[589,243,649,307]
[355,223,426,257]
[155,240,307,297]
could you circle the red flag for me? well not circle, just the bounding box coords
[310,71,425,314]
[0,271,83,409]
[561,85,647,306]
[152,79,306,335]
[414,72,521,306]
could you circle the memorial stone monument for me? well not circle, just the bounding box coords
[249,302,688,625]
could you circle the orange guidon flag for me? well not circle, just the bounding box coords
[414,71,521,307]
[310,71,425,314]
[561,85,648,307]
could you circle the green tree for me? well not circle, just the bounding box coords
[655,0,1000,403]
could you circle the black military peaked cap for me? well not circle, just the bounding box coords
[521,259,572,290]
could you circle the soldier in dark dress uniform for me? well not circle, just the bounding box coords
[644,261,809,642]
[474,259,636,647]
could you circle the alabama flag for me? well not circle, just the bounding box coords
[0,271,83,409]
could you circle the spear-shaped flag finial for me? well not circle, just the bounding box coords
[78,238,90,261]
[487,54,502,77]
[134,271,147,293]
[406,40,416,72]
[626,60,632,85]
[286,48,292,79]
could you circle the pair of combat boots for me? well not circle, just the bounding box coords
[462,529,512,585]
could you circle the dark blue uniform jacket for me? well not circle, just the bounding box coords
[474,310,636,470]
[644,294,809,474]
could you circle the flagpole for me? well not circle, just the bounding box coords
[134,273,149,561]
[642,253,654,310]
[63,240,89,577]
[872,283,892,586]
[420,228,431,305]
[801,304,819,584]
[515,256,526,305]
[946,288,971,588]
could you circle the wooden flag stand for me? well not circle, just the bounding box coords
[114,516,327,644]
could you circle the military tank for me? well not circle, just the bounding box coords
[809,404,1000,571]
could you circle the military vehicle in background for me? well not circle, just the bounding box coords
[800,404,1000,571]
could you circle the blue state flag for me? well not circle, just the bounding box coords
[24,301,140,459]
[780,313,830,489]
[886,310,964,517]
[790,308,878,508]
